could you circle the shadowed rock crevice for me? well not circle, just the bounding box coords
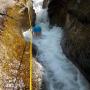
[48,0,67,27]
[32,43,38,57]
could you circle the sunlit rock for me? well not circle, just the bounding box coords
[0,0,43,90]
[33,58,44,90]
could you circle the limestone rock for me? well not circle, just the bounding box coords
[48,0,67,26]
[0,1,43,90]
[33,58,44,90]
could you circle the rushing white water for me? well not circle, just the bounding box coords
[23,0,90,90]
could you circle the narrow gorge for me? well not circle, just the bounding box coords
[24,0,90,90]
[0,0,90,90]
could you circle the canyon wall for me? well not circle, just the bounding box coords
[0,0,43,89]
[48,0,90,82]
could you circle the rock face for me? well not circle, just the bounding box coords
[0,0,43,90]
[42,0,49,9]
[12,0,36,31]
[32,58,44,90]
[48,0,67,26]
[48,0,90,82]
[0,3,28,89]
[26,0,36,27]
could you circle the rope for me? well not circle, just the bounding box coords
[0,1,33,89]
[21,0,32,89]
[29,11,33,90]
[25,0,33,90]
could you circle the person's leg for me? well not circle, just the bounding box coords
[38,31,41,37]
[36,32,38,37]
[32,31,34,36]
[40,31,41,36]
[35,33,37,37]
[37,32,39,37]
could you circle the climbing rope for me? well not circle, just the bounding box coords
[28,9,33,90]
[21,0,33,89]
[25,0,33,90]
[17,0,33,89]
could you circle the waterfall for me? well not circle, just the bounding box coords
[23,0,90,90]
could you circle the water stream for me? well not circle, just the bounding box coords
[23,0,90,90]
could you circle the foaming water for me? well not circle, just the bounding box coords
[23,0,90,90]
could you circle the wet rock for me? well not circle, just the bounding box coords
[31,8,36,26]
[61,0,90,82]
[33,58,44,90]
[48,0,90,82]
[19,5,36,30]
[42,0,49,9]
[48,0,67,27]
[61,12,90,82]
[26,0,36,27]
[41,77,48,90]
[32,43,38,57]
[13,0,36,31]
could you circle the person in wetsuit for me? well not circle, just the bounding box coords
[32,24,42,37]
